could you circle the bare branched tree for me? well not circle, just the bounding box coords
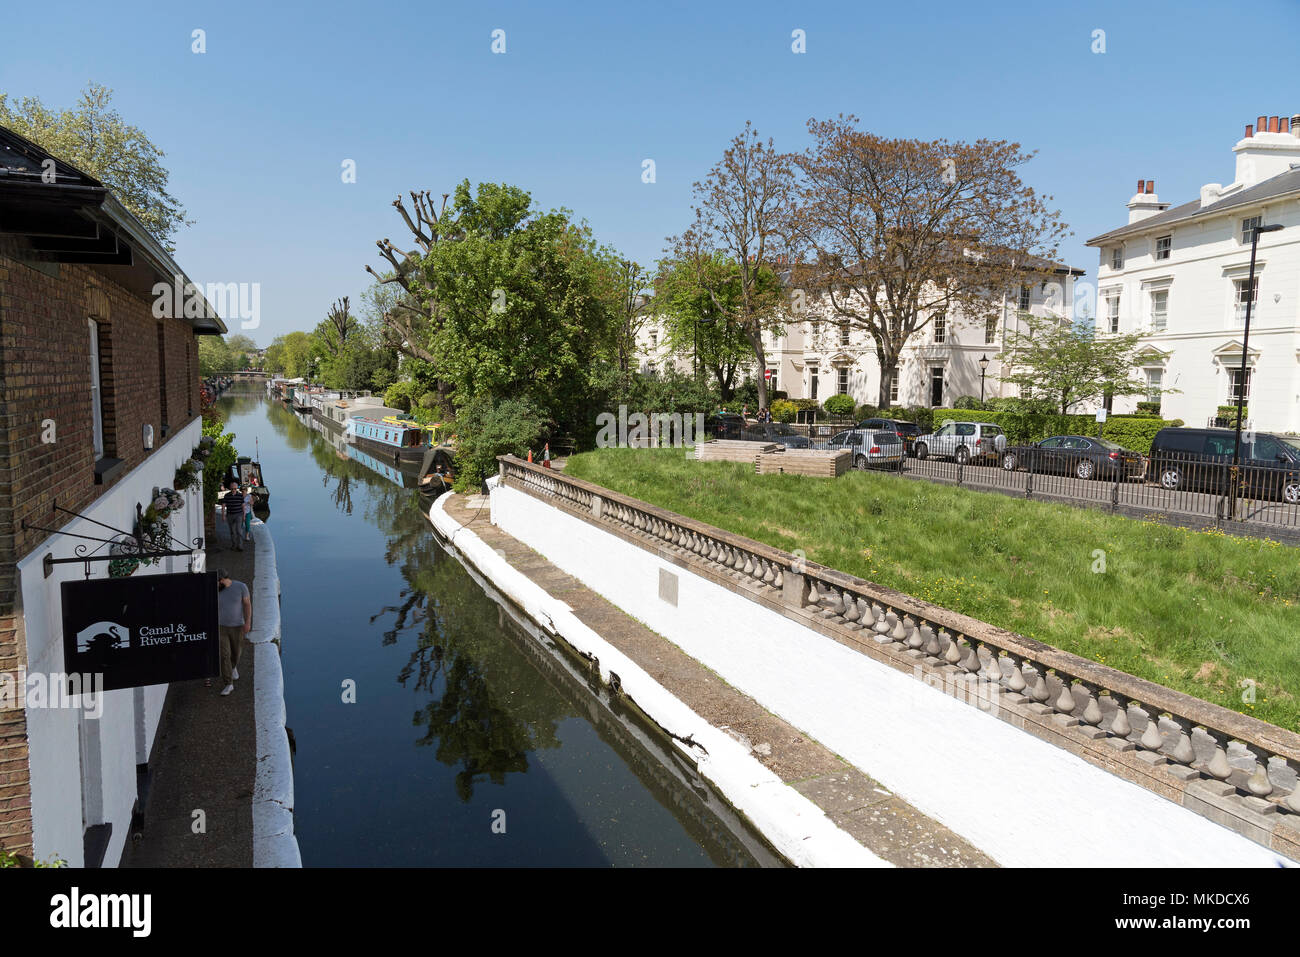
[666,122,793,410]
[790,114,1068,407]
[364,190,452,363]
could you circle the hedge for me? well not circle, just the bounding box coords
[930,408,1183,454]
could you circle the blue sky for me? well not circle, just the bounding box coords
[3,0,1298,343]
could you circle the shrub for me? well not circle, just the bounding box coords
[855,404,879,422]
[823,393,856,417]
[770,399,798,423]
[202,423,238,514]
[451,395,547,491]
[770,390,789,401]
[882,406,935,432]
[384,380,420,413]
[929,404,1181,452]
[1135,401,1162,417]
[953,395,984,410]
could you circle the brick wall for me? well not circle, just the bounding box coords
[0,238,205,856]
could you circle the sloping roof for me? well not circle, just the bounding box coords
[1087,167,1300,246]
[0,124,226,334]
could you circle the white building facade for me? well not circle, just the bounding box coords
[635,267,1083,409]
[1086,113,1300,434]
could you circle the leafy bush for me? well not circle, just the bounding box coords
[855,404,879,421]
[953,395,985,410]
[823,393,856,417]
[201,422,238,513]
[452,395,547,491]
[1135,401,1162,417]
[770,390,788,402]
[881,406,935,432]
[384,380,420,413]
[1216,404,1247,427]
[770,399,798,423]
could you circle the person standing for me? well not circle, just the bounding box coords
[216,568,251,696]
[242,484,254,542]
[223,480,243,551]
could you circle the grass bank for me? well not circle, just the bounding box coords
[565,448,1300,730]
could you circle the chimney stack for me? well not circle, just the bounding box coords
[1127,177,1165,223]
[1235,110,1300,187]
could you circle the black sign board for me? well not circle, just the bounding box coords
[62,572,219,692]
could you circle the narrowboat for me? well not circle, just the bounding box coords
[216,452,269,508]
[347,414,437,463]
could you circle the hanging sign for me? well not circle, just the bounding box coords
[61,572,219,691]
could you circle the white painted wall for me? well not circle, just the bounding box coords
[19,418,204,867]
[492,483,1293,867]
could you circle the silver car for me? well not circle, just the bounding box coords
[828,429,905,469]
[914,421,1007,464]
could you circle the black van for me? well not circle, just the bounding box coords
[1148,428,1300,503]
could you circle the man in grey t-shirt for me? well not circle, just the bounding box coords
[216,568,251,696]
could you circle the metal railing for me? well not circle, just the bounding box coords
[804,440,1300,532]
[498,454,1300,846]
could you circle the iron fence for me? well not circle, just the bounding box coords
[806,438,1300,532]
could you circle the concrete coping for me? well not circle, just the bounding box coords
[497,454,1300,770]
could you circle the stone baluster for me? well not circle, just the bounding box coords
[1203,730,1232,781]
[906,617,924,652]
[772,565,784,590]
[822,587,845,619]
[941,630,961,666]
[1245,746,1274,798]
[1053,674,1078,716]
[889,614,907,644]
[919,623,939,657]
[871,604,889,634]
[761,560,776,586]
[980,647,1003,683]
[1108,694,1133,741]
[806,580,826,611]
[1003,655,1028,695]
[958,639,981,674]
[1027,665,1050,705]
[1078,682,1103,726]
[1135,704,1165,753]
[1285,761,1300,814]
[847,596,870,631]
[1167,717,1196,767]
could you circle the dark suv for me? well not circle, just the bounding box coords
[704,413,747,439]
[1148,428,1300,503]
[742,422,813,449]
[856,418,923,456]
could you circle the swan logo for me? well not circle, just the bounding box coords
[75,622,130,654]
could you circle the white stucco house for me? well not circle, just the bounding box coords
[1086,112,1300,434]
[635,262,1084,409]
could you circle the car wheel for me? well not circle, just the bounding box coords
[955,446,969,465]
[1284,481,1300,505]
[855,454,868,471]
[1075,459,1095,481]
[915,443,928,460]
[1001,451,1018,471]
[1160,467,1182,491]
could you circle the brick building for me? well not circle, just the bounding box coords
[0,125,224,865]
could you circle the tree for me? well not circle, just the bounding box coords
[422,181,617,433]
[317,297,357,358]
[198,337,232,376]
[593,256,652,375]
[654,253,773,400]
[1000,315,1150,414]
[667,123,793,409]
[0,83,191,247]
[790,114,1068,407]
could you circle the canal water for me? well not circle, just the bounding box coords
[217,392,780,866]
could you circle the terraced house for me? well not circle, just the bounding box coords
[0,125,223,866]
[1087,113,1300,434]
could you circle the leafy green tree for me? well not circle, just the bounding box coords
[446,395,546,490]
[198,336,232,376]
[1000,315,1152,414]
[0,83,191,247]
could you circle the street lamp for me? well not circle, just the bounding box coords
[978,353,990,405]
[1231,222,1282,512]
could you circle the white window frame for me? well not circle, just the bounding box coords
[1144,368,1163,403]
[933,312,946,343]
[1241,215,1262,244]
[89,318,104,459]
[837,367,849,395]
[1228,367,1252,403]
[1104,290,1121,334]
[839,321,850,346]
[1111,245,1124,270]
[1233,278,1258,324]
[985,314,997,345]
[1155,235,1171,260]
[1149,288,1168,332]
[929,366,944,407]
[889,373,899,404]
[1018,284,1031,313]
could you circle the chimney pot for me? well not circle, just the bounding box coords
[1246,123,1254,138]
[1269,116,1280,133]
[1146,180,1155,194]
[1282,117,1291,134]
[1137,179,1145,194]
[1258,115,1268,133]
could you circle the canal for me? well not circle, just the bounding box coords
[217,391,781,866]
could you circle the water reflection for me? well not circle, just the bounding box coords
[229,392,781,866]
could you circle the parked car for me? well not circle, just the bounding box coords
[743,421,812,449]
[856,418,923,456]
[704,413,747,440]
[1147,428,1300,503]
[1000,435,1145,481]
[913,421,1006,464]
[828,429,905,469]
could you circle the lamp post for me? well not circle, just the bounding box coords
[978,353,990,405]
[1231,222,1282,513]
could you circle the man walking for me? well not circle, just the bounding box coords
[216,568,251,697]
[223,480,243,551]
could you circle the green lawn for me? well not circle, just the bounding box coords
[565,447,1300,731]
